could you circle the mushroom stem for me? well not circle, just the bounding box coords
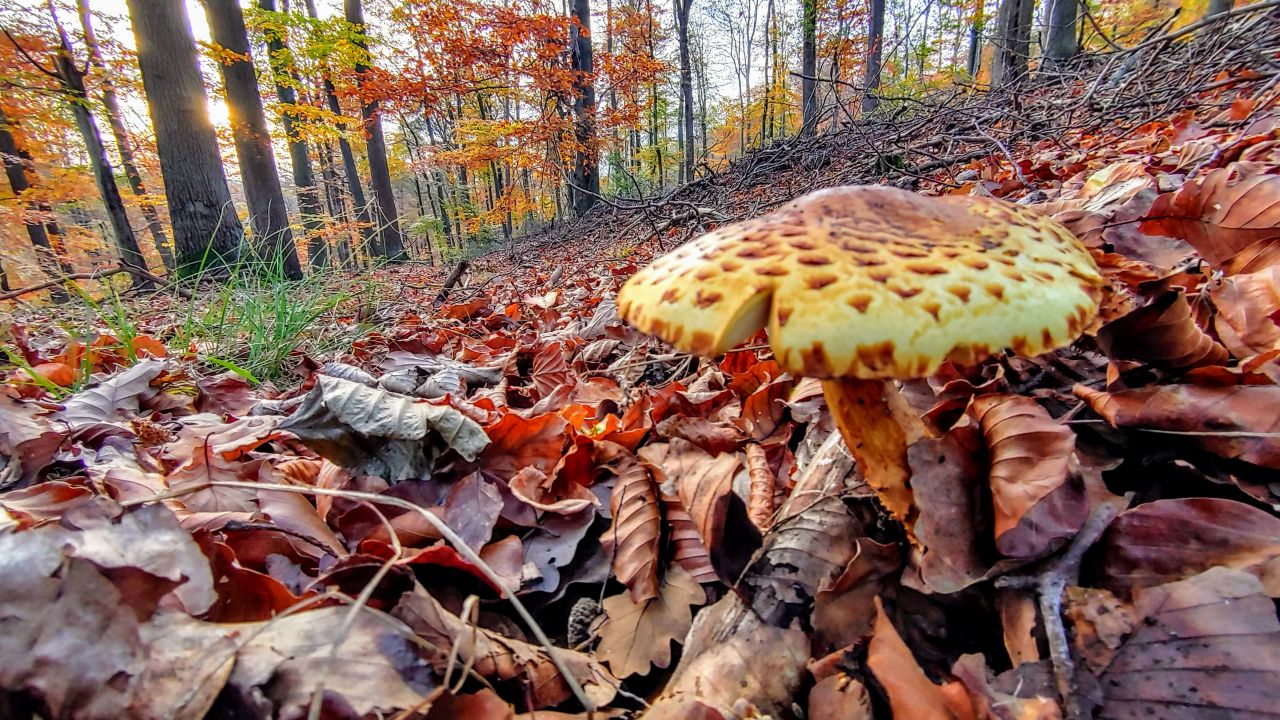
[820,378,926,527]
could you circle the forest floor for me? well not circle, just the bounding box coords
[2,7,1280,720]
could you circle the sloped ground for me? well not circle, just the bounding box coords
[2,8,1280,720]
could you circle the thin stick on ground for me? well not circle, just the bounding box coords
[996,494,1133,720]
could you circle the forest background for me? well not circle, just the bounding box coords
[0,0,1221,290]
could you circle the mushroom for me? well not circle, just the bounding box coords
[617,185,1103,525]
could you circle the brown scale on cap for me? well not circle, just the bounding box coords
[617,185,1104,380]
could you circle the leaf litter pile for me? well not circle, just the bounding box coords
[5,14,1280,720]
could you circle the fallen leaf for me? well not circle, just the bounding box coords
[1211,266,1280,358]
[282,375,489,482]
[1141,166,1280,269]
[596,563,706,677]
[1096,290,1229,370]
[604,445,661,602]
[866,597,976,720]
[1095,567,1280,719]
[60,359,167,427]
[969,395,1085,558]
[1074,383,1280,468]
[1097,497,1280,597]
[395,586,618,708]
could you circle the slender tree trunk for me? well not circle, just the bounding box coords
[1206,0,1234,17]
[1043,0,1079,67]
[302,0,372,258]
[863,0,885,113]
[257,0,328,270]
[991,0,1033,87]
[966,0,985,78]
[569,0,600,215]
[344,0,407,262]
[77,0,174,272]
[125,0,244,276]
[48,2,150,286]
[674,0,695,183]
[801,0,818,133]
[203,0,301,279]
[0,107,73,293]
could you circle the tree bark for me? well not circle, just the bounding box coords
[1043,0,1079,67]
[203,0,301,280]
[863,0,885,113]
[77,0,174,273]
[966,0,985,78]
[801,0,818,133]
[125,0,244,277]
[47,2,151,287]
[0,107,73,293]
[991,0,1034,87]
[674,0,695,184]
[570,0,600,215]
[258,0,329,271]
[344,0,407,262]
[1207,0,1235,16]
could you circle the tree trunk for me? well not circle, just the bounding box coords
[77,0,174,273]
[303,0,371,260]
[990,0,1034,87]
[1043,0,1079,68]
[1206,0,1234,16]
[863,0,885,113]
[203,0,301,280]
[48,2,150,287]
[257,0,328,271]
[0,107,73,292]
[569,0,600,215]
[801,0,818,133]
[674,0,695,183]
[125,0,244,277]
[966,0,985,78]
[344,0,407,262]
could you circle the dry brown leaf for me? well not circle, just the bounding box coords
[744,442,775,529]
[1074,383,1280,468]
[1097,497,1280,597]
[661,492,718,584]
[951,655,1061,720]
[1095,567,1280,719]
[1141,166,1280,268]
[812,538,901,654]
[605,446,662,602]
[906,426,996,593]
[595,563,705,678]
[648,598,810,718]
[642,439,758,584]
[1211,266,1280,358]
[1096,290,1229,370]
[866,597,977,720]
[969,394,1086,558]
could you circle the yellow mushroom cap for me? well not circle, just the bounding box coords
[617,185,1104,380]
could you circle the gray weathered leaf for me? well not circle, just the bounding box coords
[282,375,490,482]
[60,360,167,427]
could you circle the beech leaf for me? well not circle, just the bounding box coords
[1074,383,1280,469]
[282,374,489,481]
[1095,567,1280,719]
[1098,497,1280,597]
[596,563,706,677]
[1141,166,1280,268]
[969,394,1086,558]
[60,359,167,427]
